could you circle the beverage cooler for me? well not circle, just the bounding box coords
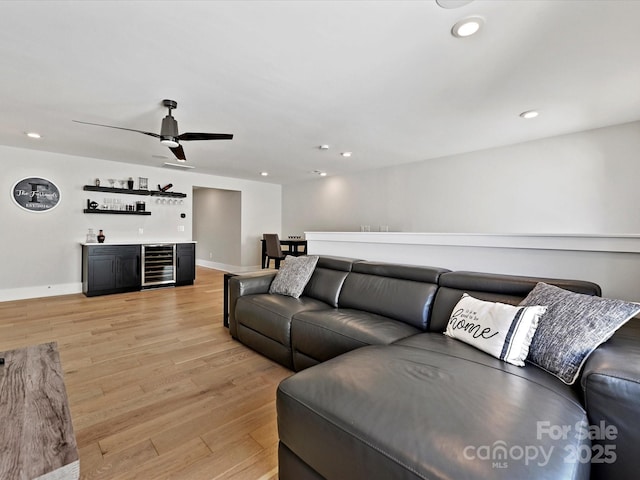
[142,244,176,287]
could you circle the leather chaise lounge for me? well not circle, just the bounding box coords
[228,256,640,480]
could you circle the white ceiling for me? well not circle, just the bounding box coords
[1,0,639,184]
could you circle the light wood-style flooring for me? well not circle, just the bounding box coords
[0,267,291,480]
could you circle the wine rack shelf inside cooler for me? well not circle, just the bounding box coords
[142,244,176,286]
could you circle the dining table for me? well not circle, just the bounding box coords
[260,238,307,268]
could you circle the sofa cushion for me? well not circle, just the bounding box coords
[444,293,546,366]
[277,343,589,480]
[580,319,640,480]
[291,309,420,369]
[430,271,601,333]
[395,333,583,400]
[520,282,640,385]
[270,255,319,298]
[235,293,332,369]
[351,261,448,283]
[338,262,447,330]
[302,255,357,307]
[236,294,330,345]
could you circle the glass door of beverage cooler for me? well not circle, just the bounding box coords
[142,244,176,286]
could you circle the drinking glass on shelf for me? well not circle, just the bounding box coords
[108,179,115,188]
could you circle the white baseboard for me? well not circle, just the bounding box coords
[0,283,83,302]
[196,260,263,274]
[0,263,265,303]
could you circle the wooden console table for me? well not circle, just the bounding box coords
[0,342,79,480]
[223,272,237,328]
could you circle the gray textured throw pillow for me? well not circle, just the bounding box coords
[269,255,319,298]
[519,282,640,385]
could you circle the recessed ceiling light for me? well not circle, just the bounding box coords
[341,152,352,157]
[520,110,539,119]
[451,16,484,38]
[26,132,41,139]
[319,145,330,150]
[260,172,269,176]
[319,172,327,177]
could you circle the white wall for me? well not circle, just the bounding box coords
[283,121,640,299]
[193,187,242,269]
[283,121,640,235]
[306,232,640,301]
[0,145,281,301]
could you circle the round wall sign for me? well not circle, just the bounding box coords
[12,177,61,212]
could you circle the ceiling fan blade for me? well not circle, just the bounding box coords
[73,120,161,139]
[169,144,186,160]
[177,132,233,141]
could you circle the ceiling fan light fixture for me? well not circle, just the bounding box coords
[160,137,179,148]
[74,99,233,163]
[163,162,195,170]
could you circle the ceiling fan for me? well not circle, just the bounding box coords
[73,99,233,161]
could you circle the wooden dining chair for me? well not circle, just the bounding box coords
[263,233,286,269]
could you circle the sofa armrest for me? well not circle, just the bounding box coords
[580,317,640,480]
[228,271,277,338]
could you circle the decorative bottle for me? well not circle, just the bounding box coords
[97,230,106,243]
[86,228,97,243]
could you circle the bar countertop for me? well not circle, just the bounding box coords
[81,240,197,246]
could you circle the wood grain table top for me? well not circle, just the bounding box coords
[0,342,79,480]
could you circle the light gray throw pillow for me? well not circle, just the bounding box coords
[269,255,319,298]
[519,282,640,384]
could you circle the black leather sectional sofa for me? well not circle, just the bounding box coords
[227,256,640,480]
